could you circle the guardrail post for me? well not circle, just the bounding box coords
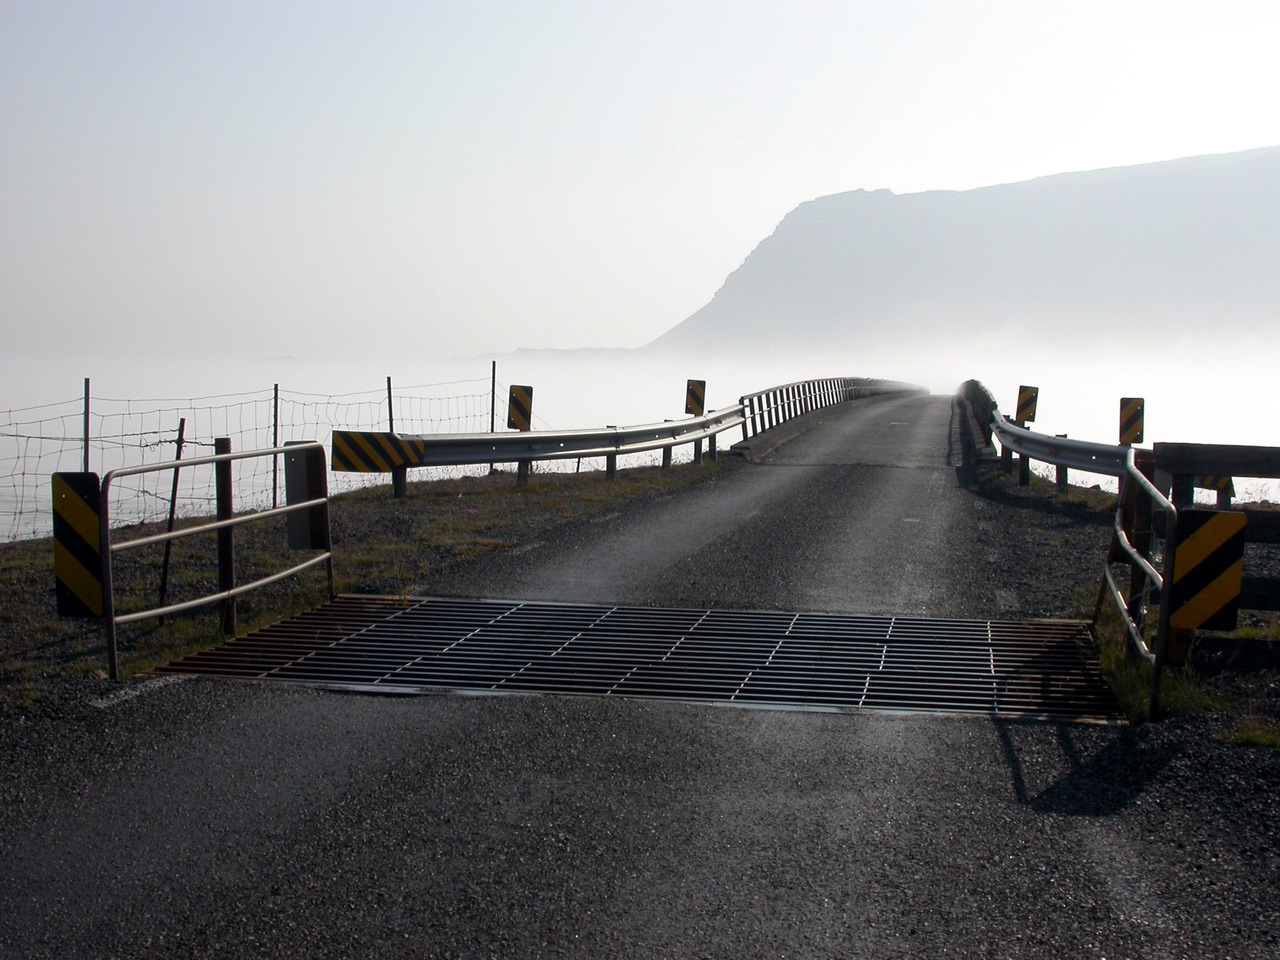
[517,460,531,488]
[708,432,717,462]
[694,438,704,464]
[1011,420,1030,484]
[1055,435,1068,492]
[606,454,617,478]
[215,437,237,637]
[1170,473,1194,511]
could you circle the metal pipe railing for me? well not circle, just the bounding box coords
[1097,448,1177,666]
[100,441,335,680]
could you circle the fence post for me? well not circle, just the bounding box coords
[388,376,407,498]
[158,418,186,617]
[489,360,497,475]
[82,377,91,473]
[272,383,280,510]
[215,437,236,637]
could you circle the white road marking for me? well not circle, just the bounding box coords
[89,674,191,710]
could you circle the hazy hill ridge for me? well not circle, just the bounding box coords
[646,148,1280,354]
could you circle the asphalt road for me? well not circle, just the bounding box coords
[427,392,1073,620]
[2,394,1276,958]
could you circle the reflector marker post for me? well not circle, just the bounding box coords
[1015,385,1038,423]
[1120,397,1145,445]
[331,431,428,472]
[52,472,104,618]
[685,379,706,417]
[1168,509,1247,632]
[507,385,534,432]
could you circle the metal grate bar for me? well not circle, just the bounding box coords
[153,596,1119,721]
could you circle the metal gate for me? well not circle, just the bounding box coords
[154,595,1117,721]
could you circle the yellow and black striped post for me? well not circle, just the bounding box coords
[685,379,706,417]
[1012,385,1037,484]
[331,431,428,473]
[506,385,535,485]
[507,385,534,432]
[686,379,707,462]
[1168,509,1246,632]
[1015,385,1038,423]
[52,472,103,618]
[1119,397,1144,445]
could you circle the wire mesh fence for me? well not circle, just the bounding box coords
[2,377,499,543]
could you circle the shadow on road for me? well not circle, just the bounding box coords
[992,717,1183,816]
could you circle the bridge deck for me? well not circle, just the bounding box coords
[154,595,1119,722]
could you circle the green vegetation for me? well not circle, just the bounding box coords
[1091,612,1220,724]
[0,462,717,707]
[1220,717,1280,749]
[1088,585,1279,735]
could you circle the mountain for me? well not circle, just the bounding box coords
[645,147,1280,356]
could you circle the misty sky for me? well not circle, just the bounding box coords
[4,1,1279,364]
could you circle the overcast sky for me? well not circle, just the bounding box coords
[4,0,1279,364]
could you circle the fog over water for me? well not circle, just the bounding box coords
[6,337,1274,464]
[4,335,1276,544]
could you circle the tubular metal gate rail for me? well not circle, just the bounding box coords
[332,377,925,476]
[99,442,336,680]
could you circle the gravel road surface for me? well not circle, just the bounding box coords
[2,393,1277,959]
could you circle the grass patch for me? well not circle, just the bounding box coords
[1220,717,1280,749]
[1089,587,1221,723]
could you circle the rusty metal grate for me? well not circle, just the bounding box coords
[154,595,1119,721]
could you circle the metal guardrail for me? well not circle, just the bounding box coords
[342,406,748,470]
[989,417,1130,478]
[334,377,925,476]
[100,441,335,680]
[740,378,925,439]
